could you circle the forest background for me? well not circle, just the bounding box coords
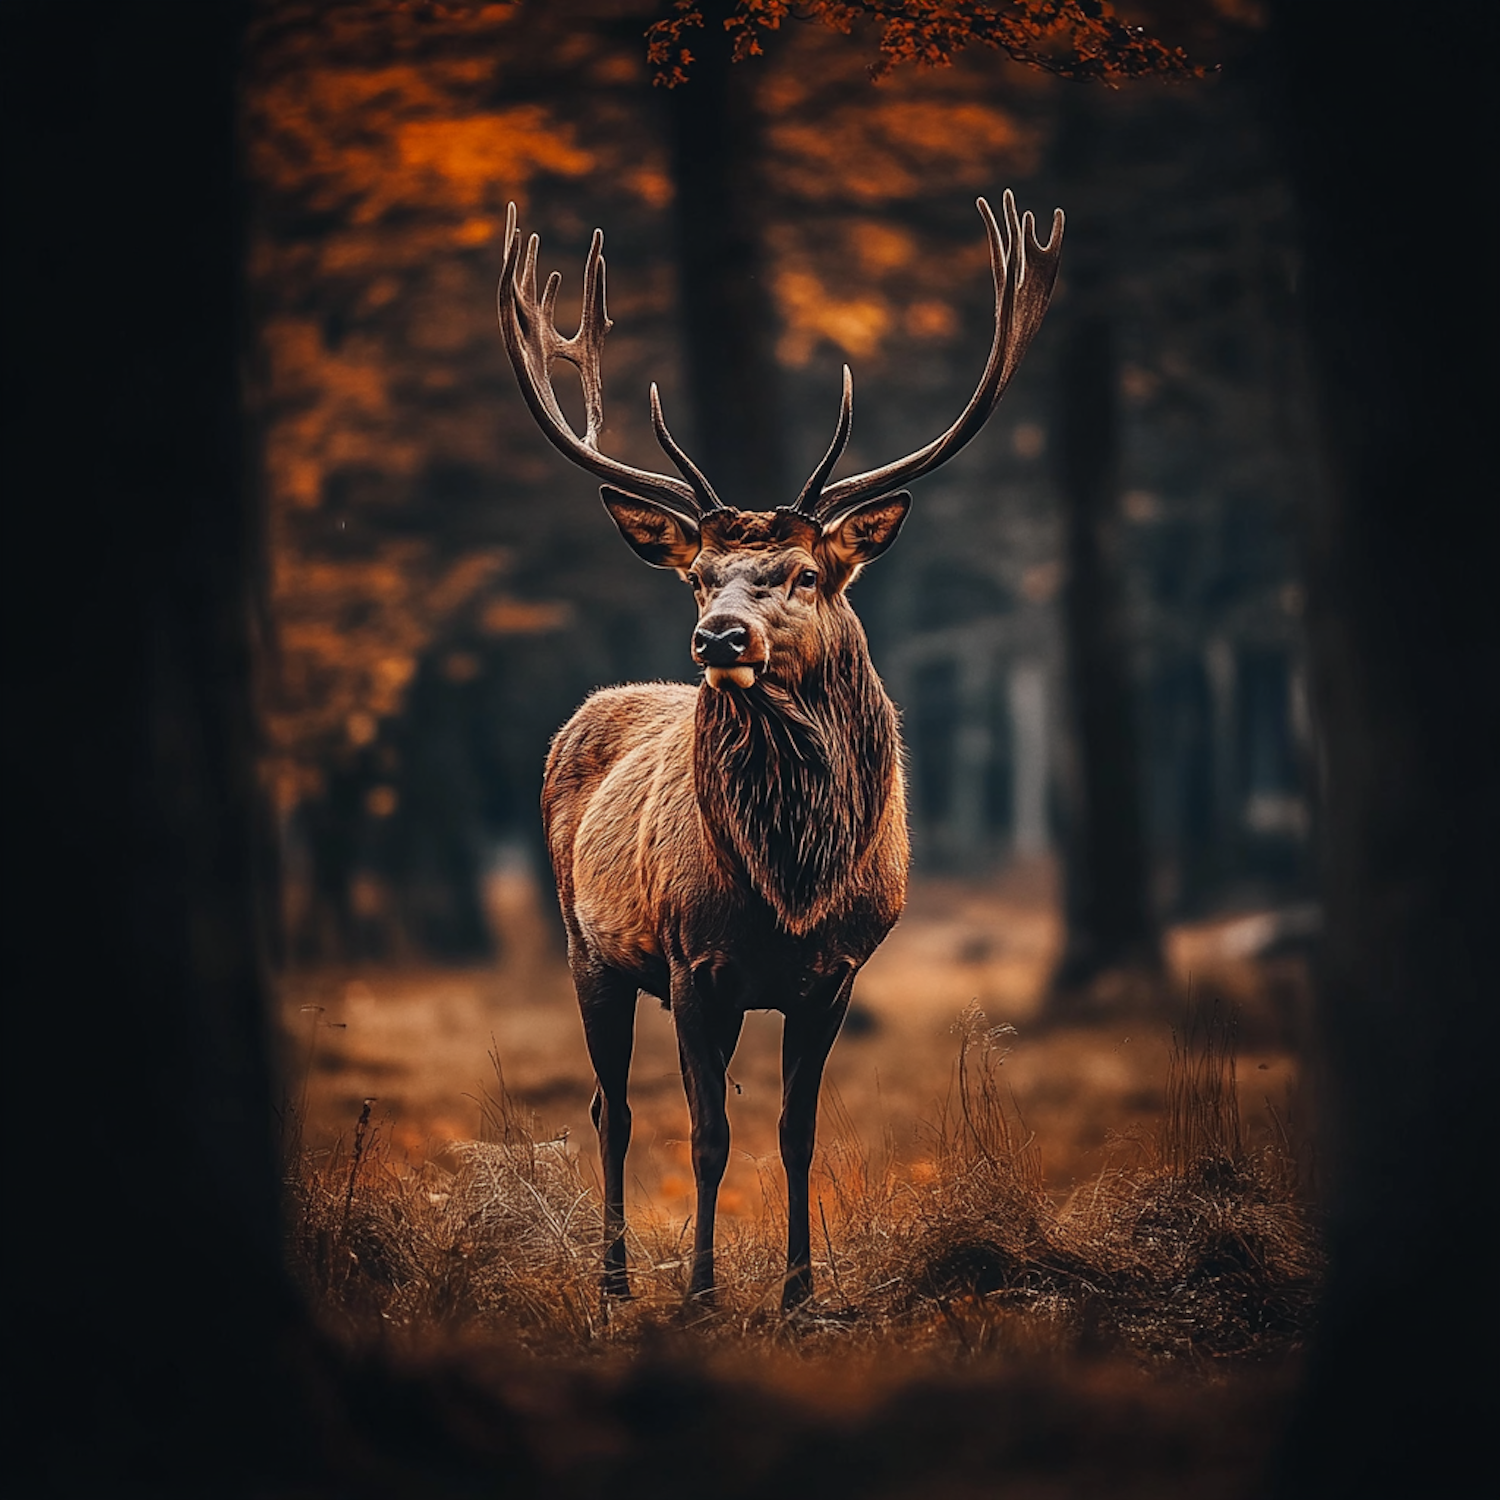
[251,0,1315,993]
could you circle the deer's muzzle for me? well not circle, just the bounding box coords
[693,619,764,690]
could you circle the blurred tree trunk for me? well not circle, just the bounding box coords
[1267,2,1494,1493]
[662,0,788,504]
[387,664,493,961]
[1049,92,1161,1002]
[295,676,493,967]
[8,1,333,1487]
[297,754,367,961]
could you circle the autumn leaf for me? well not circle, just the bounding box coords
[646,0,1205,88]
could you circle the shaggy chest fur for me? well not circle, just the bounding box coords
[692,641,900,935]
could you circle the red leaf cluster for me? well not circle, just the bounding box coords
[647,0,1204,88]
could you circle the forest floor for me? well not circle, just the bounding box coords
[279,859,1313,1212]
[276,862,1322,1497]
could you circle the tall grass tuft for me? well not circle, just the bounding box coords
[284,1003,1320,1367]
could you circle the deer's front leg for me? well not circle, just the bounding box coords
[779,963,855,1311]
[672,963,744,1302]
[576,961,639,1298]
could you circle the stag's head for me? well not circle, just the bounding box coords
[595,496,907,691]
[497,194,1063,693]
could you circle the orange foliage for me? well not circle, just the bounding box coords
[758,22,1045,370]
[768,93,1027,201]
[267,546,510,808]
[247,3,667,807]
[648,0,1204,87]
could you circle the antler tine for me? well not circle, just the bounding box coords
[650,384,726,513]
[502,199,519,278]
[791,365,854,515]
[538,269,563,343]
[996,192,1064,393]
[497,203,709,521]
[521,233,545,332]
[549,229,608,446]
[808,190,1063,523]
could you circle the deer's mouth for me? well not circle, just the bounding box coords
[703,661,763,690]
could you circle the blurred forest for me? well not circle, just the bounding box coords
[247,0,1315,979]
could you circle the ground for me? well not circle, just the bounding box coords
[277,861,1320,1495]
[279,857,1310,1220]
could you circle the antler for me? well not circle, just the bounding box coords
[498,203,725,520]
[793,191,1064,523]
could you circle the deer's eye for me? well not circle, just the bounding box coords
[686,573,702,590]
[797,569,818,591]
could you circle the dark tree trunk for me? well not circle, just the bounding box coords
[297,754,369,961]
[1049,94,1160,1000]
[663,0,787,506]
[7,2,326,1487]
[387,665,494,961]
[1267,3,1495,1493]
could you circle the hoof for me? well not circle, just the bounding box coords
[780,1275,813,1314]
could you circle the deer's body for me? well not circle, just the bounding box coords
[497,191,1061,1305]
[548,673,906,987]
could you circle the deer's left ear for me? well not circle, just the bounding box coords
[821,492,911,569]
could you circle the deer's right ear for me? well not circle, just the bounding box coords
[600,487,702,568]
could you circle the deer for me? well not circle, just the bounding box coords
[497,190,1062,1309]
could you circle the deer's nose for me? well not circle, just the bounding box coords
[693,624,749,666]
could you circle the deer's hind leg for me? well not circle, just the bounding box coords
[575,956,639,1298]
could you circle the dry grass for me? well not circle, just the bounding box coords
[285,1004,1321,1373]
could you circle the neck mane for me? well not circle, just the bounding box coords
[693,611,898,934]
